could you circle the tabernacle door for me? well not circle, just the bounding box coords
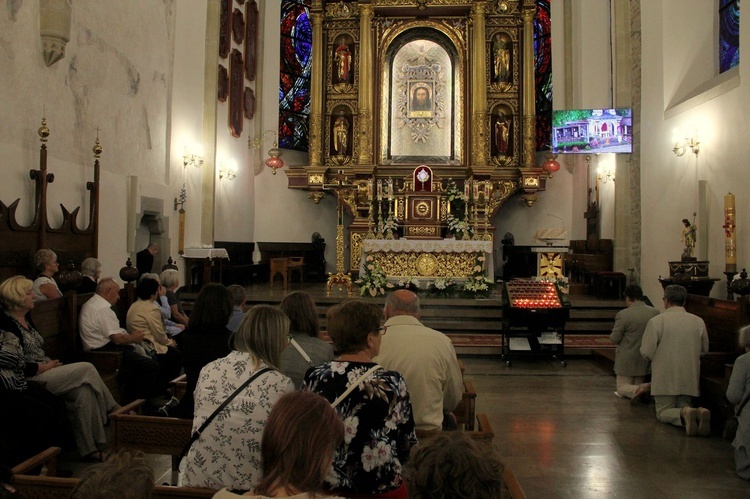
[402,166,441,240]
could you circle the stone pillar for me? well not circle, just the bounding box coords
[521,5,536,170]
[471,1,488,167]
[356,4,374,165]
[308,12,324,167]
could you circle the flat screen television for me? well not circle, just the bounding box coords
[551,108,632,154]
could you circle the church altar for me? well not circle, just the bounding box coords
[360,239,493,280]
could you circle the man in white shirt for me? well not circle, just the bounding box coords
[374,289,464,431]
[79,277,160,402]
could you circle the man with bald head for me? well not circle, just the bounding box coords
[374,289,463,431]
[79,277,160,403]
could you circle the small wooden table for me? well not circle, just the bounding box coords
[270,257,305,289]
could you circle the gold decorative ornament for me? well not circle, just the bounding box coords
[308,191,326,204]
[308,174,324,185]
[415,253,439,276]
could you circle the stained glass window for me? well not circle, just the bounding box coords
[534,0,552,152]
[279,0,312,151]
[719,0,740,73]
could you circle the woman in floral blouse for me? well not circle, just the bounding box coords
[303,300,417,498]
[183,305,295,491]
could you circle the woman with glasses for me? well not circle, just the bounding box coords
[302,300,416,499]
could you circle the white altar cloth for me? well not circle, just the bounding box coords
[181,248,230,260]
[360,239,493,280]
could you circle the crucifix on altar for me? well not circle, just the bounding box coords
[324,170,356,295]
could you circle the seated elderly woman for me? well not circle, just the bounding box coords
[0,276,118,462]
[302,300,417,499]
[727,324,750,480]
[183,305,295,491]
[0,327,72,465]
[279,291,334,388]
[77,257,102,294]
[213,391,345,499]
[160,268,189,326]
[31,249,62,301]
[403,432,505,499]
[126,277,182,393]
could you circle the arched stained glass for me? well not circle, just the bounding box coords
[534,0,552,152]
[719,0,740,73]
[279,0,312,151]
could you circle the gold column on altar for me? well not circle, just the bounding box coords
[471,1,488,167]
[521,5,536,170]
[308,11,324,167]
[356,3,374,165]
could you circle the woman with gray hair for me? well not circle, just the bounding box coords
[31,249,62,300]
[727,325,750,480]
[77,257,102,294]
[160,268,189,326]
[183,305,295,491]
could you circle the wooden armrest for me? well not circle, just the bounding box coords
[170,373,187,386]
[475,413,494,439]
[462,379,477,398]
[458,359,466,375]
[110,399,147,417]
[12,447,61,476]
[502,468,527,499]
[152,485,218,498]
[170,373,188,399]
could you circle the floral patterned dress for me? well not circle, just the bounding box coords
[182,351,295,490]
[302,361,417,496]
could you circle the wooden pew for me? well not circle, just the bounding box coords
[453,379,477,431]
[685,294,750,431]
[415,413,494,443]
[31,292,122,402]
[11,447,217,499]
[502,468,527,499]
[109,399,193,486]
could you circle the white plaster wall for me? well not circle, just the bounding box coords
[0,1,176,280]
[639,0,750,306]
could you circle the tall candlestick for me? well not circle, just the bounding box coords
[724,192,736,272]
[368,179,373,200]
[464,181,469,200]
[388,178,393,201]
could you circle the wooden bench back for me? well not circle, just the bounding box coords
[685,294,749,353]
[12,475,217,498]
[29,293,78,363]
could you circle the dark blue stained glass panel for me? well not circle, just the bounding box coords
[279,0,312,152]
[535,0,552,152]
[719,0,739,73]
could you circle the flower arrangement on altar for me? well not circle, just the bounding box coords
[444,178,464,203]
[391,277,421,293]
[446,213,474,239]
[426,278,458,298]
[461,252,494,298]
[356,255,391,297]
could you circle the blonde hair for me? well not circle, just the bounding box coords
[234,305,290,370]
[0,276,33,312]
[739,325,750,349]
[160,269,180,288]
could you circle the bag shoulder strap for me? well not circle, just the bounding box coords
[331,364,381,409]
[179,367,272,462]
[735,388,750,416]
[289,337,314,367]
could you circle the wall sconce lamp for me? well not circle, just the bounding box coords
[249,130,284,175]
[183,148,204,168]
[219,167,237,181]
[673,136,700,157]
[597,165,615,184]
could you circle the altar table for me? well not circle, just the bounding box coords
[181,247,230,288]
[360,239,493,280]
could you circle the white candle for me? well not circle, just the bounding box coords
[725,192,736,272]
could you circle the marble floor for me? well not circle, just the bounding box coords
[464,356,749,498]
[60,356,749,498]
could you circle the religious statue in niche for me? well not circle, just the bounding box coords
[409,82,433,117]
[494,111,510,154]
[333,113,349,156]
[492,33,511,82]
[334,40,352,83]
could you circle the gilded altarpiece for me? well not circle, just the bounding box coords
[285,1,549,275]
